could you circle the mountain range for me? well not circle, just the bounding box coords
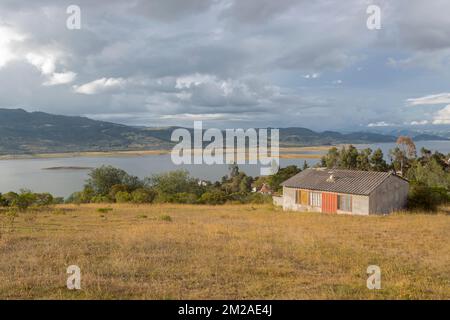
[0,108,447,155]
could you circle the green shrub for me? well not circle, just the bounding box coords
[407,185,449,212]
[159,215,172,222]
[13,190,37,211]
[34,193,54,207]
[97,207,113,213]
[199,190,227,205]
[115,191,132,203]
[131,188,156,204]
[247,193,273,204]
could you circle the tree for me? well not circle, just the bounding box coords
[390,147,408,175]
[321,147,339,168]
[340,145,359,169]
[228,163,240,178]
[395,136,416,175]
[147,170,202,201]
[407,158,450,190]
[356,148,372,171]
[397,136,416,158]
[370,148,388,171]
[302,160,309,170]
[86,166,143,196]
[267,165,301,192]
[239,175,253,193]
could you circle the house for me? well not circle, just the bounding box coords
[279,168,409,215]
[258,183,273,195]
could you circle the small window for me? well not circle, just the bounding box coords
[309,192,322,207]
[296,190,309,205]
[338,194,352,212]
[295,190,301,204]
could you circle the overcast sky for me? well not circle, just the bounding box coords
[1,0,450,130]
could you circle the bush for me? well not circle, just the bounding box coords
[147,170,203,198]
[13,190,37,211]
[199,190,227,205]
[2,192,18,207]
[66,188,94,204]
[407,185,449,211]
[246,193,273,204]
[97,207,113,213]
[131,188,156,204]
[172,192,198,204]
[108,184,129,201]
[34,193,54,207]
[91,195,112,203]
[115,191,132,203]
[159,215,172,222]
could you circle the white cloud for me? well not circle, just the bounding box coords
[409,120,428,125]
[407,93,450,106]
[160,113,230,121]
[367,121,392,127]
[26,52,56,75]
[43,71,77,86]
[73,77,126,95]
[432,105,450,124]
[0,26,26,67]
[26,52,76,86]
[304,73,320,79]
[175,73,214,89]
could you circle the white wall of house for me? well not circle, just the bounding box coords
[282,187,322,212]
[350,195,369,215]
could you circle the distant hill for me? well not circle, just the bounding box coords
[278,127,397,146]
[0,108,173,154]
[0,108,447,155]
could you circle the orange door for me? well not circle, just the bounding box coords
[322,192,337,213]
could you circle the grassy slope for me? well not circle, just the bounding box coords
[0,204,449,299]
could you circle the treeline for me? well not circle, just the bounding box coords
[65,164,299,206]
[0,190,64,211]
[320,137,450,210]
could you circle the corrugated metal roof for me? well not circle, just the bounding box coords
[281,168,406,195]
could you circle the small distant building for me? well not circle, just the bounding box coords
[198,180,208,186]
[258,183,273,195]
[279,168,409,215]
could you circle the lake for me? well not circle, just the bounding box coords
[1,141,448,198]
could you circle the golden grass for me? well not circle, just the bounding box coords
[0,204,449,300]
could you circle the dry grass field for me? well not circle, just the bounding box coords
[0,203,449,300]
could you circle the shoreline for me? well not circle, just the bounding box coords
[0,146,332,161]
[0,149,172,161]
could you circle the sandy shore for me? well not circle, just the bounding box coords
[0,149,171,160]
[0,146,332,161]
